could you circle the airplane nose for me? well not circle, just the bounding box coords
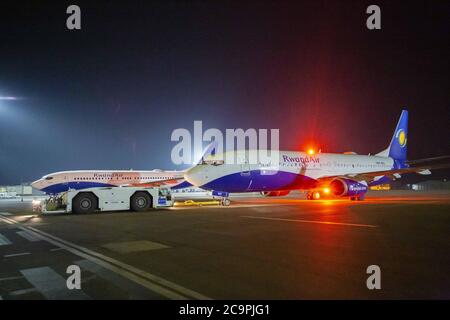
[31,179,44,190]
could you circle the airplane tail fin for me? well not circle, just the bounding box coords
[376,109,408,162]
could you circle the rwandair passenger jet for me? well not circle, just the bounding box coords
[185,110,449,203]
[32,169,191,194]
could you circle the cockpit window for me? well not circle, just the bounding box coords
[204,160,224,166]
[45,176,54,180]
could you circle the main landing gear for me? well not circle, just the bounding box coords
[306,191,322,200]
[306,190,366,201]
[350,194,365,201]
[220,198,231,206]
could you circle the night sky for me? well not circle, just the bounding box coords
[0,0,449,184]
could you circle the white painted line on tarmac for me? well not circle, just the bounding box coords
[241,216,378,228]
[75,259,158,299]
[0,212,12,216]
[21,267,90,300]
[169,203,276,211]
[30,229,204,299]
[4,252,31,258]
[0,233,12,245]
[17,230,41,242]
[0,215,210,300]
[9,288,38,296]
[0,276,24,281]
[50,247,65,252]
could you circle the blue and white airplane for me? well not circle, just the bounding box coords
[32,169,191,194]
[185,110,449,202]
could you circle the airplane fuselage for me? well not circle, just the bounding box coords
[32,170,190,194]
[185,150,396,193]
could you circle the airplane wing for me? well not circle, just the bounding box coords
[317,155,450,183]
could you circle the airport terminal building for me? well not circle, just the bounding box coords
[0,184,33,197]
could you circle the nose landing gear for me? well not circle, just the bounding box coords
[211,191,231,206]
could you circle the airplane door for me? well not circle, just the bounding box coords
[62,175,69,189]
[240,163,251,176]
[240,161,252,190]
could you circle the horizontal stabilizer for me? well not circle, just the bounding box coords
[318,154,450,183]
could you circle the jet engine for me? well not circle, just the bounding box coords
[329,178,368,197]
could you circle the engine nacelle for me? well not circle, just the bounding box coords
[260,190,290,197]
[329,178,368,197]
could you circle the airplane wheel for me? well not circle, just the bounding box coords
[306,192,313,200]
[73,193,97,214]
[221,199,231,206]
[131,192,152,211]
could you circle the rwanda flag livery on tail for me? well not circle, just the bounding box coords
[185,109,450,202]
[376,109,408,167]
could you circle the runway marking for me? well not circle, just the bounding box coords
[9,288,38,296]
[251,206,291,213]
[21,267,90,300]
[75,259,160,299]
[170,203,279,211]
[241,216,378,228]
[0,276,24,281]
[0,215,210,300]
[4,252,31,258]
[0,212,12,216]
[17,230,41,242]
[0,233,12,245]
[102,240,170,254]
[50,247,65,252]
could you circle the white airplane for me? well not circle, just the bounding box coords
[185,110,449,203]
[31,169,192,194]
